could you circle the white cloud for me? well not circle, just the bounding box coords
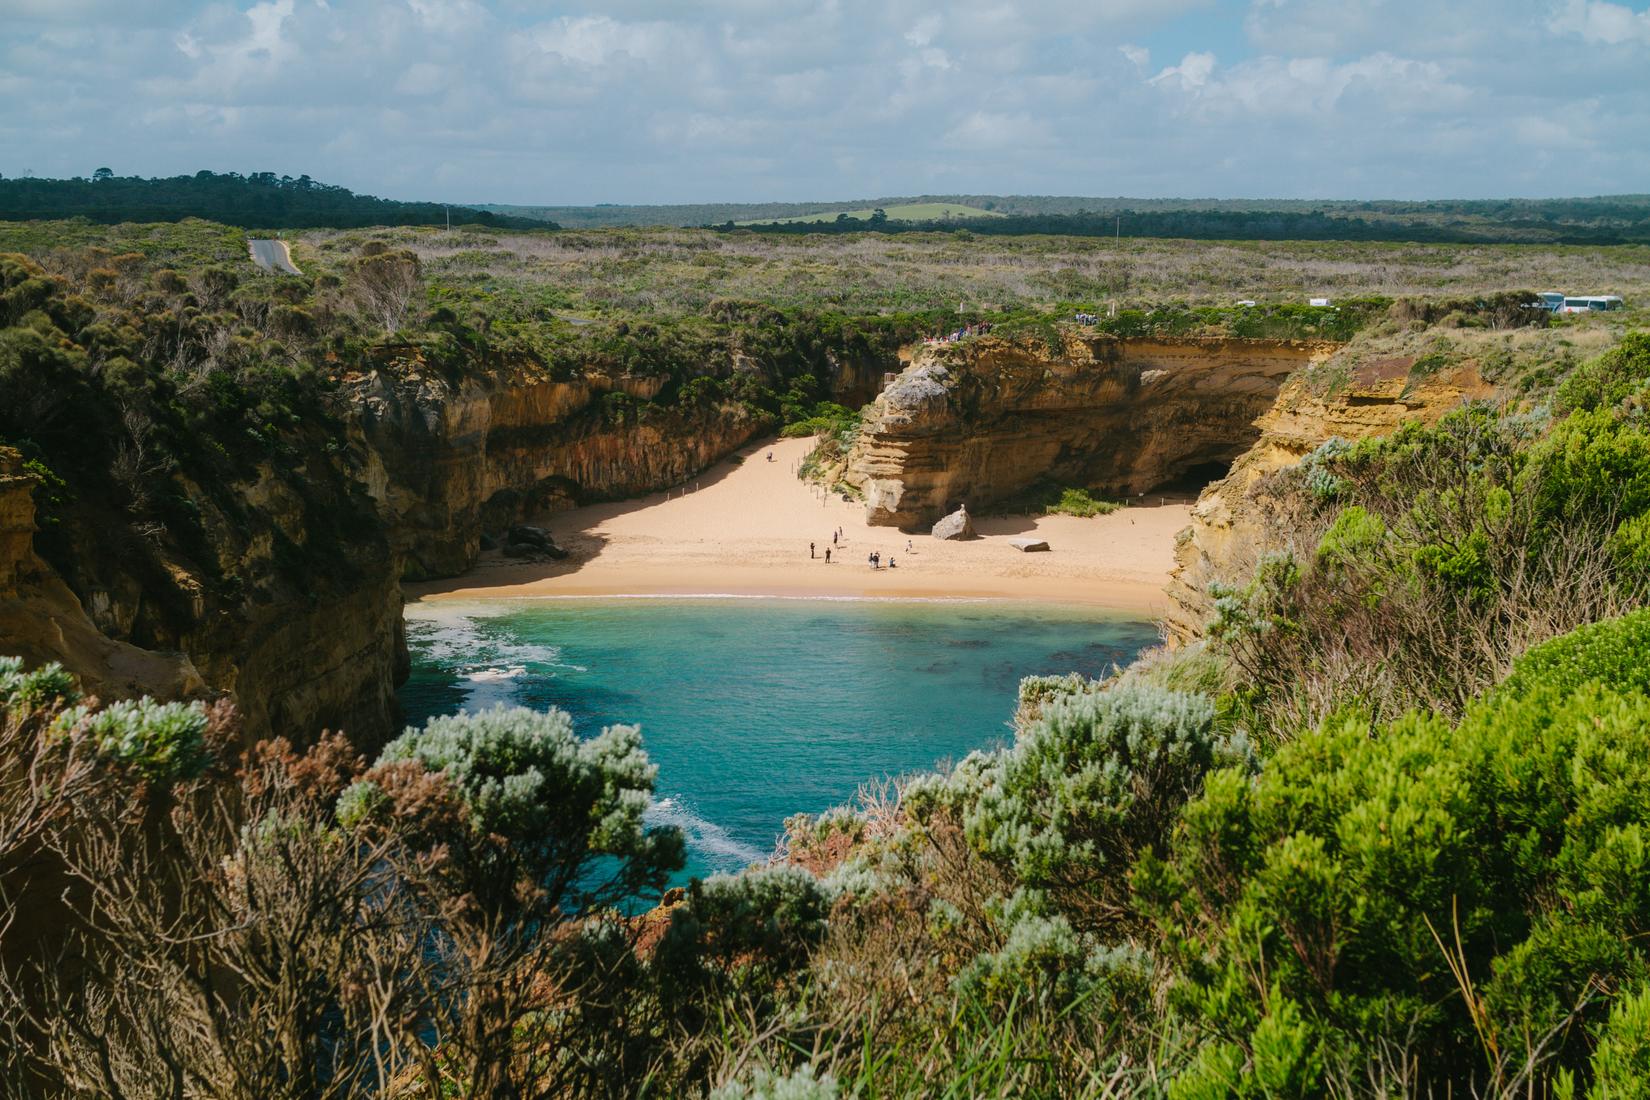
[1549,0,1650,44]
[525,15,671,68]
[945,110,1054,149]
[1150,51,1216,90]
[0,0,1646,202]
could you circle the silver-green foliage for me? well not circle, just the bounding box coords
[710,1065,838,1100]
[51,696,209,781]
[338,704,682,913]
[659,865,830,986]
[913,683,1244,926]
[0,655,77,708]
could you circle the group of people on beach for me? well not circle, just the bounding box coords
[808,527,908,570]
[923,321,991,346]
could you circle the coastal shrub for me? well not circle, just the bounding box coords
[1045,487,1121,517]
[1146,610,1650,1094]
[658,865,830,985]
[1591,982,1650,1095]
[0,705,440,1100]
[1554,332,1650,413]
[912,683,1239,934]
[710,1065,839,1100]
[342,704,682,912]
[1493,607,1650,701]
[1212,403,1650,735]
[50,696,210,781]
[338,705,684,1099]
[0,655,77,708]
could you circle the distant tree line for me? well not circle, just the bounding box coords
[0,171,553,231]
[723,204,1650,245]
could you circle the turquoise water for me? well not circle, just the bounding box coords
[399,597,1158,882]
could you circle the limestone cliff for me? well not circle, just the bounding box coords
[844,332,1334,530]
[0,358,787,743]
[0,447,207,707]
[5,437,406,747]
[1162,354,1494,642]
[347,355,767,579]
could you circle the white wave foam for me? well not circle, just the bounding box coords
[513,592,997,605]
[647,796,767,869]
[405,604,581,710]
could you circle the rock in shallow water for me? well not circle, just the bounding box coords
[931,504,978,541]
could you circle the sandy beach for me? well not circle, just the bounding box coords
[406,436,1193,615]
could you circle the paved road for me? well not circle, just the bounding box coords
[248,238,302,275]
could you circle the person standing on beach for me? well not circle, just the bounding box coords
[810,541,816,559]
[825,547,831,563]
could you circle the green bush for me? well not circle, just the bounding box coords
[1493,607,1650,701]
[1147,610,1650,1092]
[1555,332,1650,413]
[912,683,1240,934]
[340,704,683,914]
[0,655,77,708]
[710,1065,839,1100]
[1591,981,1650,1097]
[50,696,209,781]
[1045,487,1121,517]
[658,865,829,987]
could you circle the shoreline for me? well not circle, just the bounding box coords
[407,572,1175,615]
[405,436,1193,619]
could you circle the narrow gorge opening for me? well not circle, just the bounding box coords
[1145,458,1234,499]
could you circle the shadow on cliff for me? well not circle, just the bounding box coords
[476,439,780,579]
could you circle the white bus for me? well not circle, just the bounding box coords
[1558,295,1625,314]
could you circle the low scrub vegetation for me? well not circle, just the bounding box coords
[8,605,1650,1095]
[6,218,1650,1097]
[1045,487,1121,517]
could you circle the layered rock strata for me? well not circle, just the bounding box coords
[348,358,764,580]
[845,333,1335,530]
[1162,355,1494,642]
[1,355,813,745]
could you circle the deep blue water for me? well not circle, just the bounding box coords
[399,597,1158,881]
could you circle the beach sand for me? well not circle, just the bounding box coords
[406,436,1194,615]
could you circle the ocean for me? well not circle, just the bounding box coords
[399,596,1160,882]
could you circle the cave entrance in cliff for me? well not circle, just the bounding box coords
[1146,459,1232,502]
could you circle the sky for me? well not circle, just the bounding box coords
[1,0,1648,205]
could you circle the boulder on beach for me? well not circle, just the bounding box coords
[505,524,569,560]
[1009,538,1050,552]
[931,504,978,541]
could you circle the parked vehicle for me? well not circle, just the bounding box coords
[1558,295,1625,314]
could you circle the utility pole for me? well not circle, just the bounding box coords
[1115,215,1120,244]
[445,204,451,231]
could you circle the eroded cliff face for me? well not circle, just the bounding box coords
[1,357,785,744]
[4,438,406,747]
[1162,355,1494,642]
[348,356,767,579]
[844,333,1335,530]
